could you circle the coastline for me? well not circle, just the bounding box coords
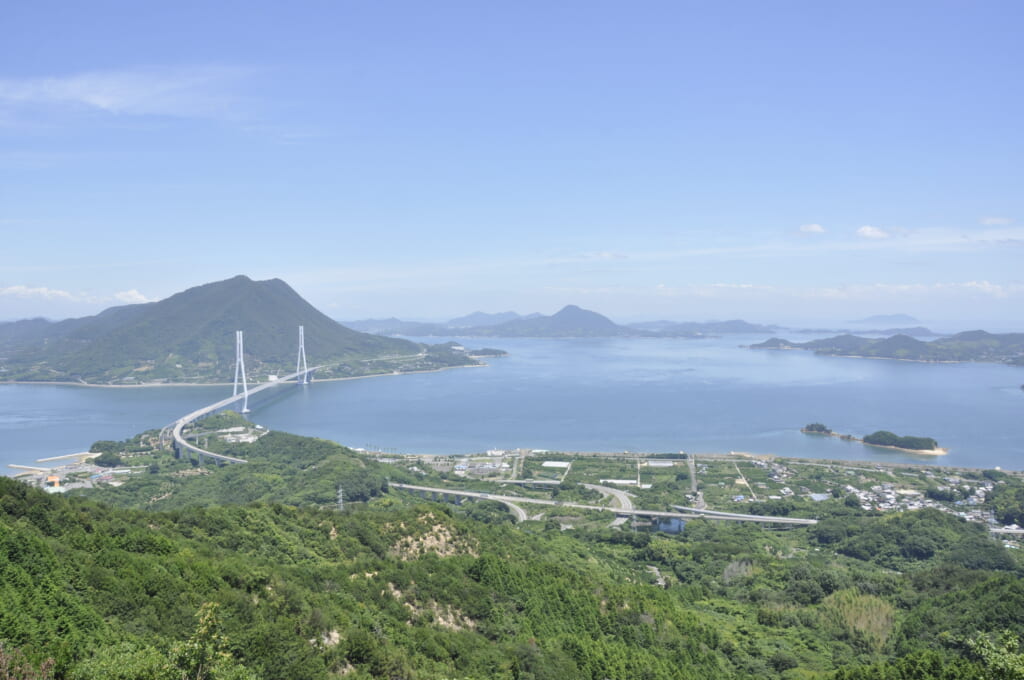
[755,346,990,366]
[5,362,489,475]
[802,429,948,456]
[0,361,487,390]
[863,442,948,456]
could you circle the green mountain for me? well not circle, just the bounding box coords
[0,275,421,383]
[752,330,1024,365]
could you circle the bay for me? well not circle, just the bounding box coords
[2,335,1023,471]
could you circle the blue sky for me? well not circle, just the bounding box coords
[2,1,1022,327]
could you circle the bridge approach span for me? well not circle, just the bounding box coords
[170,367,319,465]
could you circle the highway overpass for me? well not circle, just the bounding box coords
[390,483,817,525]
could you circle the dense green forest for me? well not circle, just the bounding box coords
[862,431,940,452]
[3,432,1024,679]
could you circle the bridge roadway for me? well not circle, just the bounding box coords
[169,367,319,465]
[671,505,815,524]
[390,483,817,525]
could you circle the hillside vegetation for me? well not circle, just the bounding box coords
[862,431,940,452]
[3,429,1024,679]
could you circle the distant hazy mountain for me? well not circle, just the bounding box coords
[630,319,779,335]
[752,330,1024,365]
[849,314,919,325]
[0,275,419,383]
[626,320,677,332]
[344,307,628,338]
[342,318,453,336]
[791,326,938,338]
[345,310,780,339]
[447,311,525,328]
[866,326,937,337]
[473,305,630,337]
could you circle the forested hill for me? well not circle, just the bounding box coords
[4,421,1024,678]
[4,461,1024,679]
[752,330,1024,365]
[0,275,421,383]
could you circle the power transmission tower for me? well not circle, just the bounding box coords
[336,485,344,512]
[233,330,250,413]
[297,325,309,384]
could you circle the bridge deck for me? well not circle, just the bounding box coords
[170,368,317,464]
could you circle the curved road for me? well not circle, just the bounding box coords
[391,483,817,525]
[502,501,528,522]
[582,483,634,510]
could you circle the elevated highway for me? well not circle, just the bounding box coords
[390,483,817,525]
[671,505,817,525]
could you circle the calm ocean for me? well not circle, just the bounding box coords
[2,335,1022,471]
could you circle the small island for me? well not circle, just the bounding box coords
[801,422,832,434]
[863,430,939,452]
[802,423,947,455]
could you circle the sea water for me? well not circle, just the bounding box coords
[2,335,1022,471]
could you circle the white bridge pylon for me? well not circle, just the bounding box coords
[296,325,309,384]
[233,330,250,413]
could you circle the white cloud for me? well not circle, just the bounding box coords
[0,66,247,118]
[980,216,1012,226]
[0,285,154,305]
[113,289,154,304]
[856,225,890,240]
[0,285,78,301]
[799,223,825,233]
[648,281,1024,302]
[543,251,630,265]
[799,281,1023,301]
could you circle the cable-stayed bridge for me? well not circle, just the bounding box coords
[165,327,315,465]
